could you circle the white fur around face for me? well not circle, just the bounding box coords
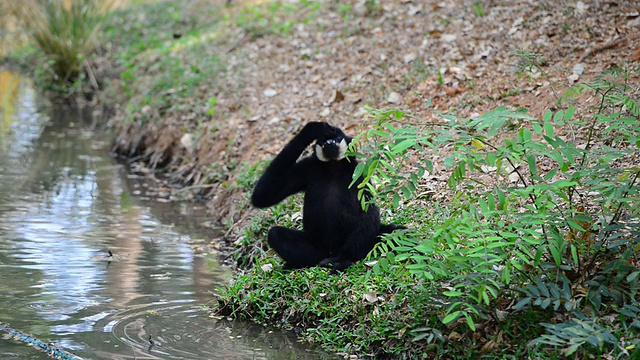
[316,139,348,162]
[315,144,328,162]
[336,138,347,160]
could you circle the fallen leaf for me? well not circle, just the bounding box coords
[263,89,277,97]
[364,291,378,303]
[261,264,273,272]
[328,89,345,104]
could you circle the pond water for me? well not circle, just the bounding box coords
[0,70,328,359]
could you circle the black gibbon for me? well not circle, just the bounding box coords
[251,121,404,272]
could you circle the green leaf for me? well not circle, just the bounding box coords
[563,343,581,356]
[444,155,455,169]
[564,105,574,122]
[544,121,554,137]
[392,193,401,207]
[567,218,586,231]
[540,298,551,309]
[533,122,542,135]
[549,245,562,267]
[571,245,579,265]
[535,279,550,297]
[392,138,416,153]
[551,179,577,188]
[478,198,489,214]
[442,311,461,325]
[544,169,558,181]
[514,297,531,310]
[424,159,434,172]
[496,189,506,210]
[350,162,365,188]
[553,110,564,122]
[465,313,476,331]
[526,284,540,297]
[574,215,593,223]
[527,154,537,176]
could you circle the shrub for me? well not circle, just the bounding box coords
[354,66,640,356]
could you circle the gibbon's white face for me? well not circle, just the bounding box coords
[315,138,348,162]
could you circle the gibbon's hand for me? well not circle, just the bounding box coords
[305,122,345,143]
[300,121,331,140]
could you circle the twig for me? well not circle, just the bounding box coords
[226,31,247,54]
[579,34,638,62]
[83,60,99,91]
[175,183,217,193]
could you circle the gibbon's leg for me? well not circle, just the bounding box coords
[267,226,328,269]
[319,223,406,273]
[318,218,380,273]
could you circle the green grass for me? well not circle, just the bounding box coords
[8,0,112,88]
[102,0,321,127]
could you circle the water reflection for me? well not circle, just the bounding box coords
[0,70,329,359]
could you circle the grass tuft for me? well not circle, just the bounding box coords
[8,0,112,86]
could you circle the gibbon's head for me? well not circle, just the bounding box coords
[315,127,351,162]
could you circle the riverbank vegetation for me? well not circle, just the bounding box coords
[4,0,113,97]
[2,0,639,358]
[217,69,640,358]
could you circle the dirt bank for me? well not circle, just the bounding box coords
[107,0,639,246]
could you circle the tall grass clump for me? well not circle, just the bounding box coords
[9,0,112,88]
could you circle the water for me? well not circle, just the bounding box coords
[0,70,328,359]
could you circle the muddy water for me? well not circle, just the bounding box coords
[0,71,327,359]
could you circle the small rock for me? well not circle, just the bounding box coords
[408,5,421,16]
[263,89,277,97]
[319,108,331,117]
[441,34,457,42]
[387,91,402,104]
[180,133,193,151]
[353,107,368,118]
[403,52,418,63]
[481,165,497,173]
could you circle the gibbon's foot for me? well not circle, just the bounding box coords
[319,257,354,274]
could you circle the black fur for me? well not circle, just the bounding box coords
[251,122,404,272]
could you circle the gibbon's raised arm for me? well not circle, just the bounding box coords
[251,122,326,208]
